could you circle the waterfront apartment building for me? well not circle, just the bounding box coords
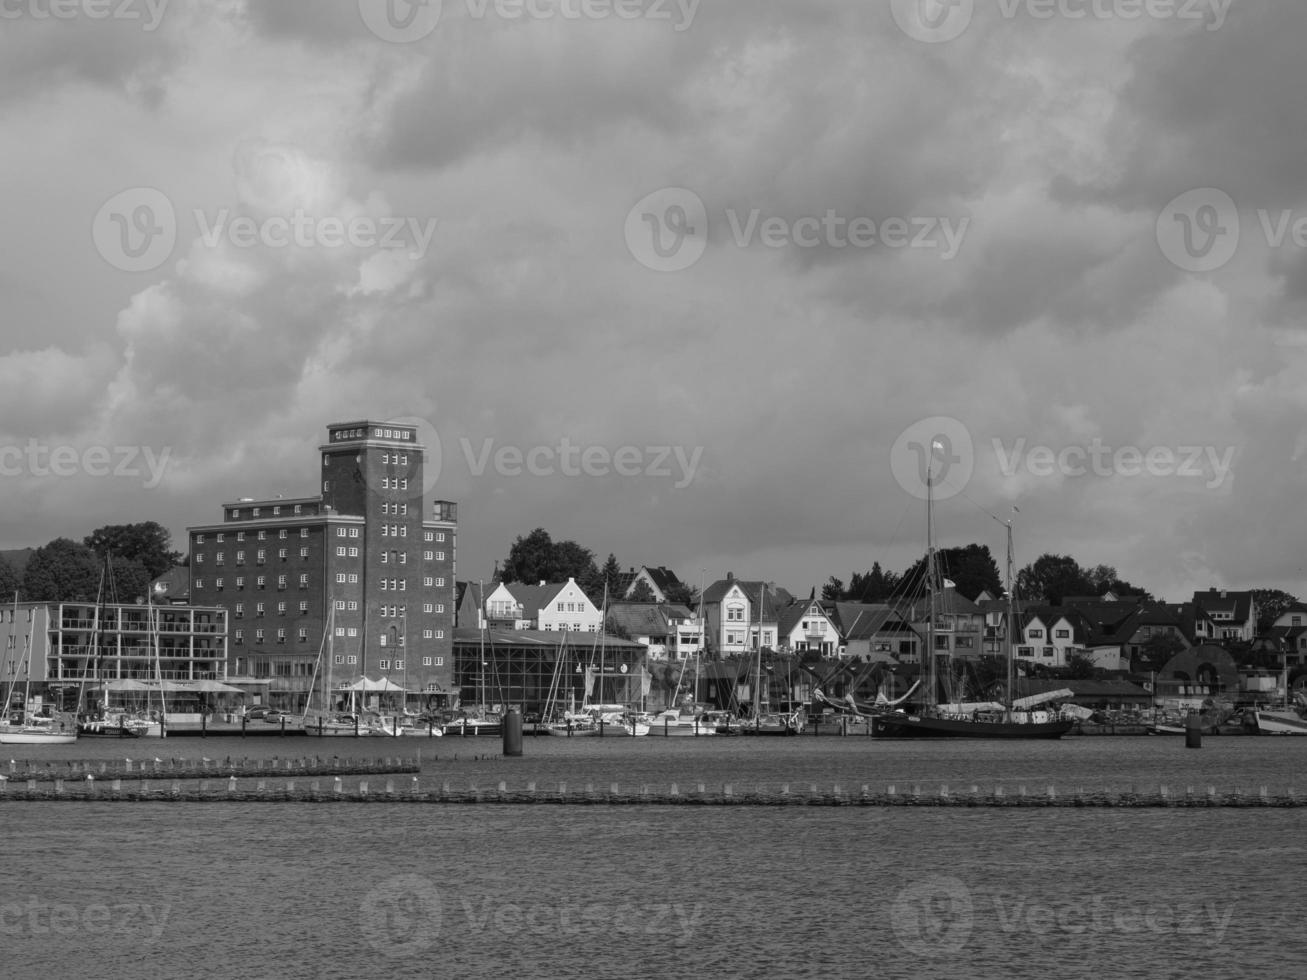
[0,600,227,711]
[187,420,458,712]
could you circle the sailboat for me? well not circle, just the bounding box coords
[872,467,1073,739]
[77,572,148,739]
[587,584,649,737]
[0,599,77,745]
[647,598,716,737]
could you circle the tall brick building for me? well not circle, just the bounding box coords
[187,420,457,712]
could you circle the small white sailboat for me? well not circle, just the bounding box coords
[0,594,78,745]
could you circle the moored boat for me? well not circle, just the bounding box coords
[0,715,78,745]
[646,707,716,737]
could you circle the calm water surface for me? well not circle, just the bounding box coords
[2,736,1304,979]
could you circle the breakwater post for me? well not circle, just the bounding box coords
[1186,711,1202,749]
[503,709,523,757]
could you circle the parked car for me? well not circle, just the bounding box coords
[245,706,272,721]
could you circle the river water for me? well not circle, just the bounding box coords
[2,735,1303,979]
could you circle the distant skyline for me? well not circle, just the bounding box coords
[2,1,1305,605]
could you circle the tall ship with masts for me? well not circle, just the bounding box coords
[872,449,1073,739]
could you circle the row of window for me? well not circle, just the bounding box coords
[196,528,446,545]
[194,575,306,591]
[224,503,310,521]
[234,628,448,644]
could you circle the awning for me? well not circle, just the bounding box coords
[342,677,408,692]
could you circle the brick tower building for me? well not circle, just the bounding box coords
[187,420,457,712]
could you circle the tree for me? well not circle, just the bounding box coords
[628,579,656,602]
[597,554,624,599]
[663,581,697,607]
[900,544,1003,602]
[1017,555,1094,605]
[821,576,844,601]
[1064,652,1097,680]
[844,563,900,603]
[83,521,182,580]
[21,538,101,602]
[0,555,17,599]
[1253,588,1299,636]
[1135,633,1185,673]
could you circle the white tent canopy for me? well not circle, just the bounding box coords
[341,677,408,693]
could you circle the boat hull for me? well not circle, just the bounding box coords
[872,713,1074,739]
[1253,710,1307,735]
[0,731,78,745]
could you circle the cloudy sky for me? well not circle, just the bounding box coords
[1,0,1304,602]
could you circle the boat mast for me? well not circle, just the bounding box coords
[926,466,936,714]
[753,583,765,730]
[1004,518,1015,722]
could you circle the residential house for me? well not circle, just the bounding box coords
[825,602,921,663]
[776,595,840,657]
[605,601,700,661]
[1191,589,1258,644]
[700,574,791,657]
[457,578,603,633]
[621,566,686,603]
[1266,603,1307,668]
[898,585,985,660]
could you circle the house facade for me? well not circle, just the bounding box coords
[701,575,786,656]
[776,598,840,657]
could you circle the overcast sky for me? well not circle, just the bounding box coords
[1,0,1304,602]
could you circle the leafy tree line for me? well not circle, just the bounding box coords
[825,549,1154,606]
[0,522,182,604]
[824,545,1004,604]
[499,528,695,607]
